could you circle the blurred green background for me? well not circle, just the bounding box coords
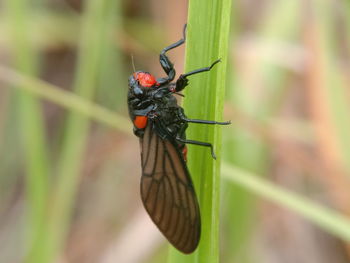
[1,0,350,262]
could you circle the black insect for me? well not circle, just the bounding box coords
[127,25,230,254]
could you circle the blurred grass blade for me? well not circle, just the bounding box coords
[95,0,124,110]
[168,0,232,262]
[222,163,350,241]
[305,0,350,175]
[222,1,301,261]
[25,0,121,262]
[0,65,131,134]
[301,0,350,216]
[6,0,50,258]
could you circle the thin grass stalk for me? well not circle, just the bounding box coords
[24,0,119,262]
[300,0,350,216]
[0,65,130,134]
[222,4,254,261]
[168,1,232,262]
[222,164,350,241]
[95,0,124,110]
[311,0,350,174]
[6,0,50,259]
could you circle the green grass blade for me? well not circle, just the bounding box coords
[169,1,232,262]
[24,0,121,262]
[95,0,124,110]
[5,0,50,258]
[222,163,350,241]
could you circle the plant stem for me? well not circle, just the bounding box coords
[168,1,232,262]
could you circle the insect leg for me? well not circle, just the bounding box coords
[157,25,187,86]
[175,59,221,92]
[176,137,217,160]
[175,108,231,125]
[181,118,231,125]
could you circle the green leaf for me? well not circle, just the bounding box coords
[168,1,232,262]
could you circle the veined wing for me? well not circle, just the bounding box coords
[139,123,201,254]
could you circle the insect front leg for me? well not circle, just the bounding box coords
[157,25,187,86]
[181,117,231,125]
[175,59,221,92]
[175,107,231,125]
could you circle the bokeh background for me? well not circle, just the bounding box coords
[1,0,350,262]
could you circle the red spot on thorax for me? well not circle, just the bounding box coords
[134,116,148,129]
[182,146,188,162]
[134,72,158,87]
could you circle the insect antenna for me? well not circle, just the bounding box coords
[131,54,136,72]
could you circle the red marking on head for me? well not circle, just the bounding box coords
[134,72,158,87]
[134,116,148,129]
[182,146,188,162]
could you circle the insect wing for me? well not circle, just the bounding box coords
[139,123,201,254]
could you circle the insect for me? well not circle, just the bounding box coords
[127,25,230,254]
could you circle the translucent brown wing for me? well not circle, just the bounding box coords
[139,123,201,254]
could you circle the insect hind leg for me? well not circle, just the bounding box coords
[176,137,217,160]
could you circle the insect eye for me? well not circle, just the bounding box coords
[128,75,137,86]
